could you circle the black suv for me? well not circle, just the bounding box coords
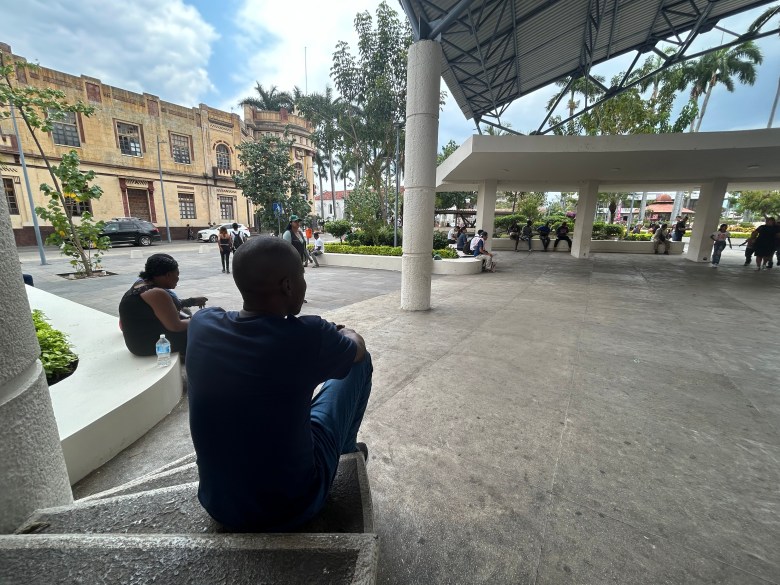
[100,218,161,247]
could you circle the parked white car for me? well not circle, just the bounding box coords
[196,223,251,243]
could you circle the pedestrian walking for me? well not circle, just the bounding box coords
[738,235,756,266]
[752,217,780,271]
[709,224,732,268]
[217,226,232,273]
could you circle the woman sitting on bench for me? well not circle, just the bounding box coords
[119,254,207,356]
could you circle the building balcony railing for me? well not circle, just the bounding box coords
[213,166,239,179]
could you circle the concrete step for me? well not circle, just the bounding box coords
[77,461,197,503]
[18,452,373,534]
[0,533,378,585]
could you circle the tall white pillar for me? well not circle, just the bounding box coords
[687,179,727,262]
[571,181,600,258]
[475,180,497,237]
[401,40,442,311]
[0,197,72,533]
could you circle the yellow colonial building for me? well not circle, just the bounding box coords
[0,43,315,245]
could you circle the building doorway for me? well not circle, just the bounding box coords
[127,188,151,220]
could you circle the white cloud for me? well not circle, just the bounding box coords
[1,0,218,106]
[219,0,398,111]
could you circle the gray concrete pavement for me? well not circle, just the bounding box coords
[19,242,780,584]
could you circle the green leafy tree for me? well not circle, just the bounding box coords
[298,86,343,220]
[514,193,546,222]
[234,133,309,231]
[35,151,109,275]
[545,75,606,135]
[344,183,381,227]
[325,219,353,242]
[734,190,780,218]
[1,50,105,275]
[331,1,411,217]
[435,140,474,210]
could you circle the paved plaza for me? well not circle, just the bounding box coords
[19,241,780,584]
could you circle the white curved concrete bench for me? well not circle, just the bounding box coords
[316,253,483,275]
[491,238,684,254]
[25,286,182,484]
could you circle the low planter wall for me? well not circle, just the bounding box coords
[25,286,183,484]
[491,238,684,254]
[315,253,483,275]
[588,240,685,254]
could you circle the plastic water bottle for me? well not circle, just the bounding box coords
[155,334,171,367]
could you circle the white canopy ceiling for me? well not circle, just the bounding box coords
[436,128,780,192]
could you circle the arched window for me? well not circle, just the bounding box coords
[216,144,230,170]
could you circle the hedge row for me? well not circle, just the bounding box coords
[323,243,458,259]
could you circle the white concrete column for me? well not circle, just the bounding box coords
[401,40,441,311]
[687,179,727,262]
[475,180,497,237]
[571,181,600,258]
[0,197,72,533]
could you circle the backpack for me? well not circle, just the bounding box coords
[232,230,244,249]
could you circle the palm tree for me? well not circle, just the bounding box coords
[298,87,342,219]
[678,42,763,132]
[313,151,328,220]
[239,83,296,111]
[747,4,779,127]
[334,151,352,196]
[546,74,606,134]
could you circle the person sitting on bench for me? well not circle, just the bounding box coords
[653,223,671,255]
[472,230,495,272]
[554,222,572,250]
[186,236,372,532]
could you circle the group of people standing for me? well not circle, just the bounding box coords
[216,216,325,274]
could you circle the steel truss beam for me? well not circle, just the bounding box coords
[538,25,780,134]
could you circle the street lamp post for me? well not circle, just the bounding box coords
[10,103,47,265]
[156,136,172,243]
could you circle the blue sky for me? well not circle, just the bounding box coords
[1,0,778,188]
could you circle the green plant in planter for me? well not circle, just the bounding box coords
[603,223,626,238]
[32,309,78,383]
[625,233,652,241]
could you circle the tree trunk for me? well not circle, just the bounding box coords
[318,170,325,220]
[608,200,617,224]
[768,75,780,128]
[19,110,93,275]
[328,149,337,220]
[694,76,717,132]
[639,191,648,222]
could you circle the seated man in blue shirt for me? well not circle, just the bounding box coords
[186,236,372,532]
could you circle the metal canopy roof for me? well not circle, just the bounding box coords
[399,0,778,125]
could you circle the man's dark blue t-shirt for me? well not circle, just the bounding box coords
[186,308,357,531]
